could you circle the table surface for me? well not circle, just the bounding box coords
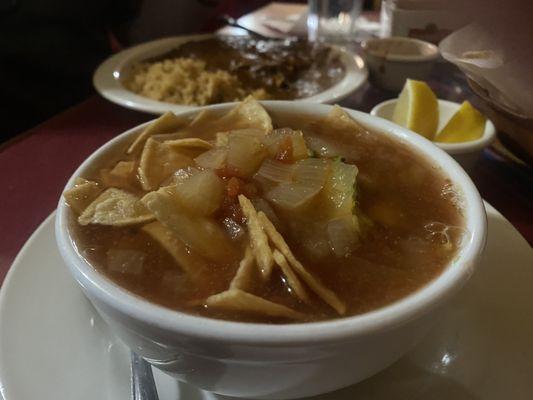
[1,50,532,287]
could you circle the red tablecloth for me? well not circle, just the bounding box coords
[0,98,149,281]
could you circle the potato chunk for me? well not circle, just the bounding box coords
[142,187,236,262]
[227,129,267,178]
[173,169,225,216]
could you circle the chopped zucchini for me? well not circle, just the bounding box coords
[322,159,358,219]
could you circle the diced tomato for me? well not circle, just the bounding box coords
[225,177,259,199]
[230,203,245,224]
[226,177,241,197]
[242,182,258,198]
[275,136,293,163]
[215,165,241,179]
[218,196,245,224]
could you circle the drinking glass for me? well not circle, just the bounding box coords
[308,0,363,43]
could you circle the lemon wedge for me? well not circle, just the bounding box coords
[435,101,486,143]
[392,79,439,140]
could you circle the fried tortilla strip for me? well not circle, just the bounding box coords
[164,138,213,151]
[142,221,208,282]
[238,195,274,280]
[63,177,101,214]
[206,289,304,320]
[272,249,309,303]
[258,211,346,315]
[127,112,186,155]
[110,160,135,178]
[138,138,194,191]
[189,97,272,137]
[318,106,365,137]
[229,245,255,291]
[215,131,230,147]
[100,161,137,190]
[189,109,210,127]
[222,96,273,133]
[78,188,154,226]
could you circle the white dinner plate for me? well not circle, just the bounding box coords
[93,34,368,115]
[0,203,532,400]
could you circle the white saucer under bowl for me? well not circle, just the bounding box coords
[0,203,532,400]
[93,34,368,115]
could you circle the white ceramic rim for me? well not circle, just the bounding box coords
[362,37,439,63]
[93,34,368,115]
[55,101,487,346]
[370,98,497,155]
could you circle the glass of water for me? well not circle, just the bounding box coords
[308,0,363,43]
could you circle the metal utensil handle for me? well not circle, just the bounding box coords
[131,351,160,400]
[220,14,272,40]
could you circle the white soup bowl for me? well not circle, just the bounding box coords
[56,101,487,399]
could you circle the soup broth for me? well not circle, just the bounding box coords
[66,99,464,323]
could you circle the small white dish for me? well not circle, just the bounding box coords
[1,204,532,400]
[362,37,439,91]
[371,98,497,169]
[93,34,368,115]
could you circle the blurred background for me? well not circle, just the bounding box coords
[1,0,532,160]
[0,0,265,139]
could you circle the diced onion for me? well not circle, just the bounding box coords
[306,136,345,158]
[266,183,322,209]
[293,158,330,187]
[262,158,330,210]
[194,148,227,169]
[263,128,309,160]
[255,159,294,183]
[301,232,331,259]
[251,198,283,230]
[327,216,360,257]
